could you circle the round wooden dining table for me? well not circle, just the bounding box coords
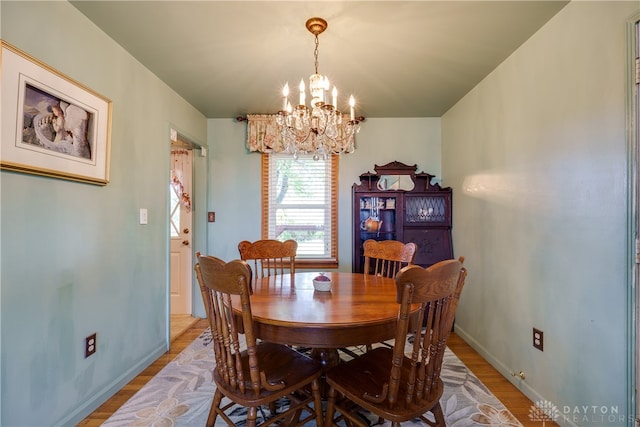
[232,271,404,370]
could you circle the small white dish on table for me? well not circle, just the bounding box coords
[312,273,332,292]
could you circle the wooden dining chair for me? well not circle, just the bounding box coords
[195,253,323,427]
[238,239,297,278]
[325,258,467,427]
[362,239,417,278]
[360,239,418,351]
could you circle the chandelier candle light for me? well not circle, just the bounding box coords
[276,17,361,160]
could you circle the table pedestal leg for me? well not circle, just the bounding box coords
[309,348,340,398]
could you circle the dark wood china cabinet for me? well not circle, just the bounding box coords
[352,161,453,273]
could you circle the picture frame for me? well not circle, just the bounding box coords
[1,41,112,185]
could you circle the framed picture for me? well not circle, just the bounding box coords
[1,41,112,185]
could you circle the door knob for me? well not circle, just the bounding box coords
[182,240,189,246]
[183,228,190,234]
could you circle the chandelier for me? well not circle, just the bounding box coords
[276,17,361,160]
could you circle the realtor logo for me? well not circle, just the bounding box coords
[530,400,631,424]
[529,400,560,425]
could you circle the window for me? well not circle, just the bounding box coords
[262,153,338,268]
[169,184,181,237]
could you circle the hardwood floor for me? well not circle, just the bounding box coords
[79,319,553,426]
[446,333,557,427]
[77,318,210,426]
[170,314,200,342]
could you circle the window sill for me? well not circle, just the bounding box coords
[295,259,339,270]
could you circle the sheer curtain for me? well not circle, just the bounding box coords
[170,149,191,212]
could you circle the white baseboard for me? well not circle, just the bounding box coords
[54,343,168,427]
[453,325,578,427]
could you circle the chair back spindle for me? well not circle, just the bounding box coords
[238,239,297,278]
[363,239,417,278]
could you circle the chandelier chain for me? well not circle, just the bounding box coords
[314,35,320,75]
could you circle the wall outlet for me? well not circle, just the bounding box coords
[533,328,543,351]
[85,333,97,358]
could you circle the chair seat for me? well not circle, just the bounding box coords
[326,347,444,422]
[215,341,322,405]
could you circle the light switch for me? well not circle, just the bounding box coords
[139,208,148,225]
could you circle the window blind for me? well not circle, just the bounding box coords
[263,154,337,260]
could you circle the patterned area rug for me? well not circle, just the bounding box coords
[103,330,523,426]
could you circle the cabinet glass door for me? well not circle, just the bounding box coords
[358,195,397,238]
[354,195,398,272]
[404,195,449,225]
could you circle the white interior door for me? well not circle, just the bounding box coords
[170,147,193,315]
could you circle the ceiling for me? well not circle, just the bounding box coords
[70,1,569,119]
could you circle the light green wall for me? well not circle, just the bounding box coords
[206,117,442,269]
[0,1,207,425]
[0,4,442,421]
[2,0,637,426]
[442,2,638,424]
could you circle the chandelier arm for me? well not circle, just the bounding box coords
[281,124,312,146]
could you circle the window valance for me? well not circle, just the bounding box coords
[245,114,286,154]
[245,113,357,155]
